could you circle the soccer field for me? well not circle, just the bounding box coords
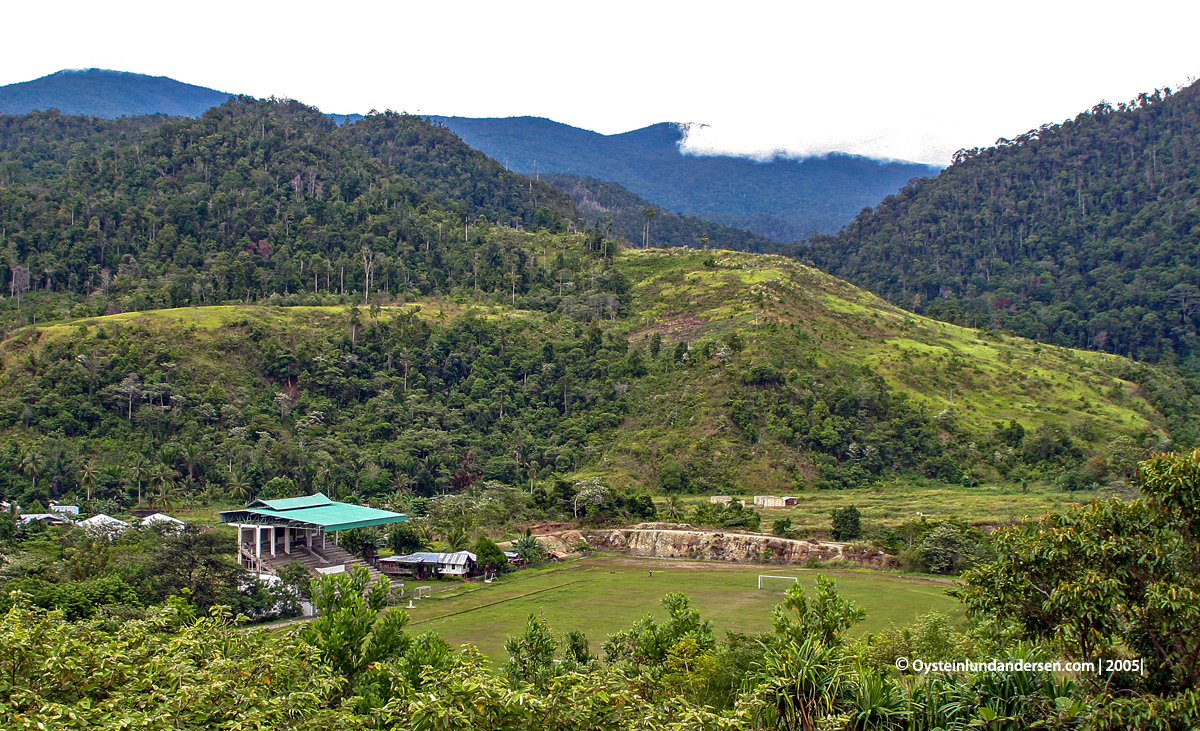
[401,556,962,662]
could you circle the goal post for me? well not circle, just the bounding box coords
[758,575,800,590]
[414,586,432,599]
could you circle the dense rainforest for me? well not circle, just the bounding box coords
[804,81,1200,365]
[0,97,583,332]
[542,173,780,252]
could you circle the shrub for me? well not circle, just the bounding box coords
[830,505,862,541]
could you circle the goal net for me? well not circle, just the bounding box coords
[414,586,432,599]
[758,575,799,590]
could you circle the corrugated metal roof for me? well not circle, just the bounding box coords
[218,497,407,532]
[247,493,334,511]
[381,551,476,566]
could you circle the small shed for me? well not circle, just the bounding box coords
[78,513,129,538]
[754,496,797,508]
[18,513,67,526]
[379,551,478,579]
[142,513,186,533]
[709,496,733,504]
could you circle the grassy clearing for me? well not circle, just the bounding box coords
[661,480,1091,534]
[401,555,960,662]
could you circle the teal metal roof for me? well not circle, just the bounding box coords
[246,492,334,511]
[219,495,407,532]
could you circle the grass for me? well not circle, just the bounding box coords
[660,480,1089,534]
[400,555,961,662]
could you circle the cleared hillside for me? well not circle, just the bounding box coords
[0,249,1168,507]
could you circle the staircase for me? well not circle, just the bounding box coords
[260,543,383,585]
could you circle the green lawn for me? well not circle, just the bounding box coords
[660,480,1093,536]
[400,555,961,662]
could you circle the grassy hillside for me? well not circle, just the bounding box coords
[0,248,1169,512]
[592,249,1164,493]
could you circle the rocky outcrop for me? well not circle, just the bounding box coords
[525,522,896,566]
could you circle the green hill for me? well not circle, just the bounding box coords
[542,173,778,252]
[0,98,581,334]
[0,247,1174,509]
[802,81,1200,365]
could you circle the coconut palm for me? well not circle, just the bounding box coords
[663,495,685,521]
[148,464,178,511]
[127,456,153,507]
[442,525,469,552]
[78,458,99,502]
[19,448,45,487]
[226,473,252,503]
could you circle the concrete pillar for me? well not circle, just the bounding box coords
[307,529,313,549]
[271,526,277,557]
[255,525,262,565]
[285,526,291,554]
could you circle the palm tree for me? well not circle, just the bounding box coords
[663,495,685,521]
[149,464,178,511]
[226,473,252,503]
[442,525,468,552]
[79,458,99,502]
[181,444,204,481]
[127,457,153,507]
[19,448,45,488]
[414,521,436,547]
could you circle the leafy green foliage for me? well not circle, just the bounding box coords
[473,533,509,572]
[0,97,585,332]
[961,448,1200,697]
[301,565,410,697]
[805,82,1200,365]
[830,504,862,541]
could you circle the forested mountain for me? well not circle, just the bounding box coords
[803,82,1200,365]
[0,99,582,331]
[542,173,778,252]
[0,69,233,118]
[433,116,941,241]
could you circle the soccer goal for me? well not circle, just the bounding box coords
[413,586,432,599]
[758,575,800,590]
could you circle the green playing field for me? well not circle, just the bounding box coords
[399,555,962,662]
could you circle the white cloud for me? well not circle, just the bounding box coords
[2,0,1198,167]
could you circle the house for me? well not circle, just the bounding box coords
[141,513,186,533]
[379,551,478,579]
[503,551,526,568]
[709,496,733,504]
[753,496,798,508]
[78,513,129,538]
[18,513,68,526]
[49,503,80,516]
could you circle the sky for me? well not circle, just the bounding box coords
[4,0,1199,166]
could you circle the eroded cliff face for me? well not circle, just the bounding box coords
[583,527,840,563]
[531,523,885,566]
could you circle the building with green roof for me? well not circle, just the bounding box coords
[218,492,407,571]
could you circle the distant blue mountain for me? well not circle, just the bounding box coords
[0,69,234,118]
[431,116,942,241]
[0,70,942,242]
